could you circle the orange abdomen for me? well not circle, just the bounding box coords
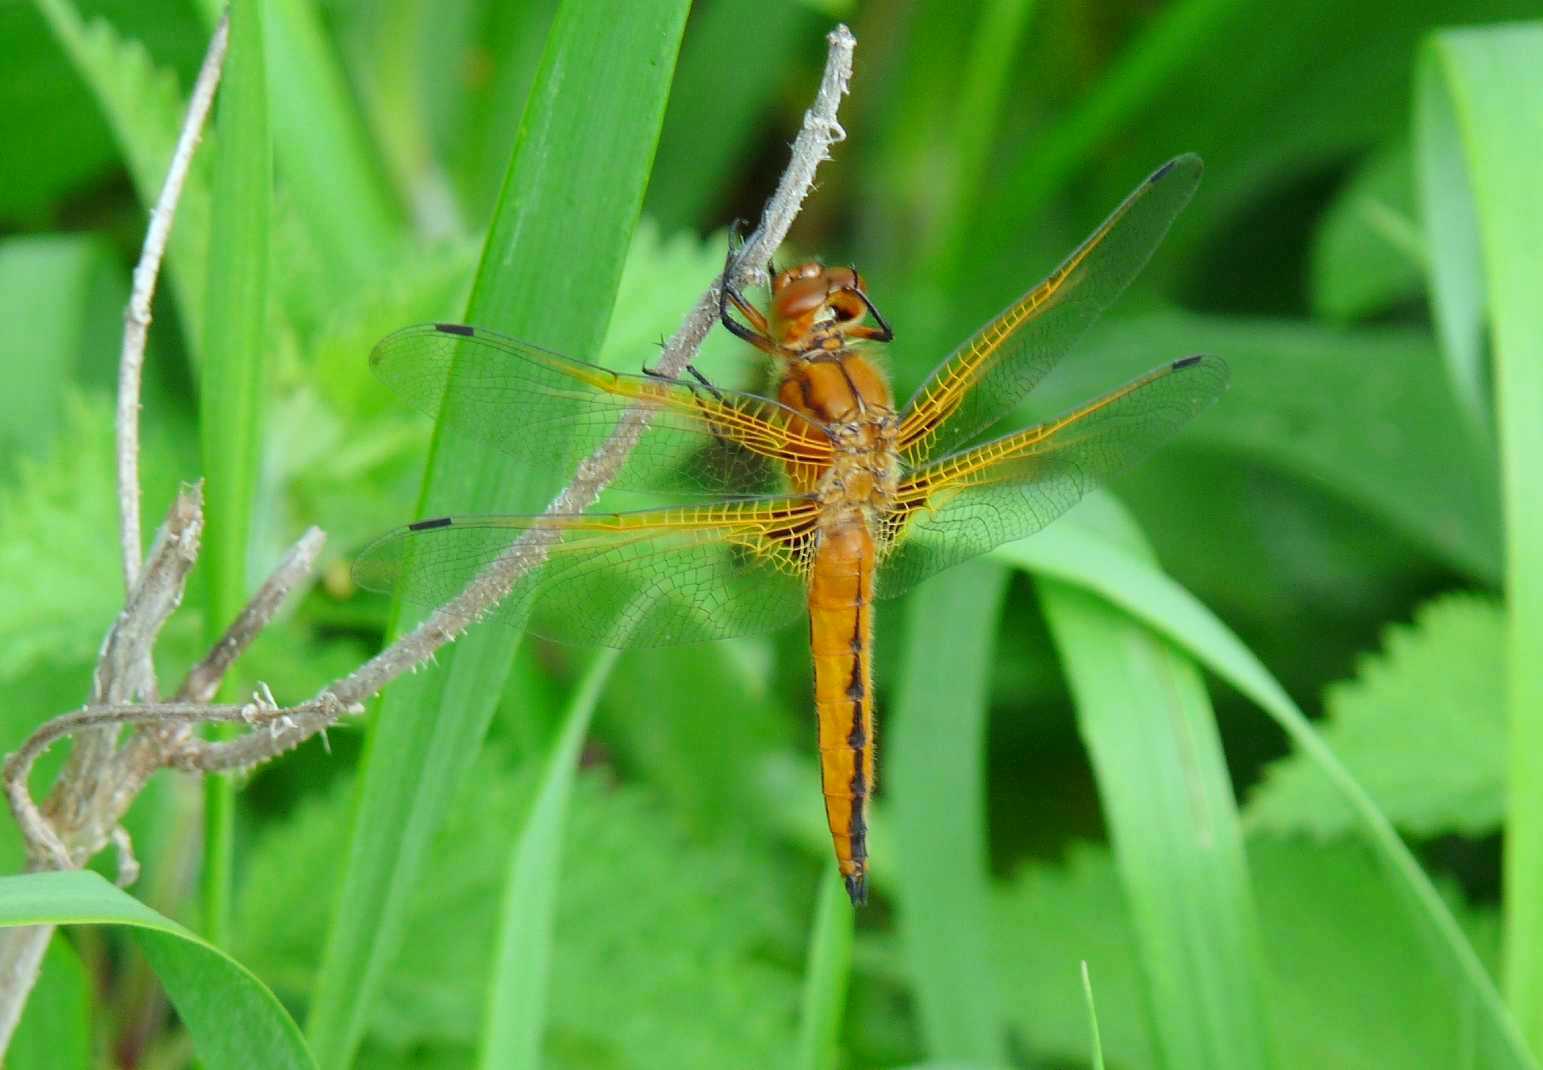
[807,522,877,905]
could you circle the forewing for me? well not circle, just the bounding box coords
[877,355,1227,599]
[371,323,831,496]
[353,498,819,647]
[897,156,1203,464]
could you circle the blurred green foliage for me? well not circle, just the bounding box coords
[0,0,1539,1067]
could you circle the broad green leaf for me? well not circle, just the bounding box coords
[1039,500,1271,1070]
[1310,138,1426,323]
[1254,835,1501,1068]
[478,649,616,1070]
[1247,593,1504,839]
[262,0,401,304]
[198,0,271,949]
[32,0,213,346]
[1416,48,1488,434]
[1417,22,1543,1045]
[993,838,1500,1069]
[890,560,1008,1064]
[305,9,692,1065]
[993,509,1533,1069]
[0,870,315,1069]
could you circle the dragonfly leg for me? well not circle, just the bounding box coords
[843,268,895,343]
[720,283,779,357]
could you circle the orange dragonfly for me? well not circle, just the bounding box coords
[355,155,1225,905]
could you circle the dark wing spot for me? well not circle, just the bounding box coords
[1172,354,1204,370]
[1149,158,1178,184]
[408,516,454,531]
[434,323,475,337]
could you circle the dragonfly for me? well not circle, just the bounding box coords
[355,154,1226,906]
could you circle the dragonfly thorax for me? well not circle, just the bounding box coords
[776,352,895,425]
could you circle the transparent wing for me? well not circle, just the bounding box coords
[372,323,832,496]
[353,497,820,647]
[877,355,1227,599]
[897,155,1204,464]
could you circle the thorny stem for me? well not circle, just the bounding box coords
[0,20,857,1054]
[119,11,229,594]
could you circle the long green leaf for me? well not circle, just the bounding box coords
[1039,505,1271,1068]
[0,871,315,1069]
[794,863,855,1070]
[1416,21,1543,1048]
[890,559,1009,1064]
[262,0,400,295]
[478,649,617,1070]
[304,5,691,1067]
[1082,962,1106,1070]
[198,0,271,947]
[994,508,1535,1068]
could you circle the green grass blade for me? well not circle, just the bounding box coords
[303,5,690,1067]
[923,0,1036,285]
[995,508,1536,1069]
[198,0,271,948]
[794,862,855,1070]
[1039,551,1271,1068]
[0,871,315,1069]
[1416,53,1489,436]
[1082,962,1106,1070]
[890,559,1009,1064]
[1417,22,1543,1048]
[262,0,401,291]
[478,649,617,1069]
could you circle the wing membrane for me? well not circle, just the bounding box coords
[897,156,1203,464]
[353,497,820,647]
[877,355,1227,599]
[372,323,832,496]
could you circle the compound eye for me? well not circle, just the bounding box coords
[776,275,831,319]
[825,266,860,291]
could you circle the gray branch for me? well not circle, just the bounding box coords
[118,11,229,592]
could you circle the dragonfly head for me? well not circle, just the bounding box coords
[770,262,886,356]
